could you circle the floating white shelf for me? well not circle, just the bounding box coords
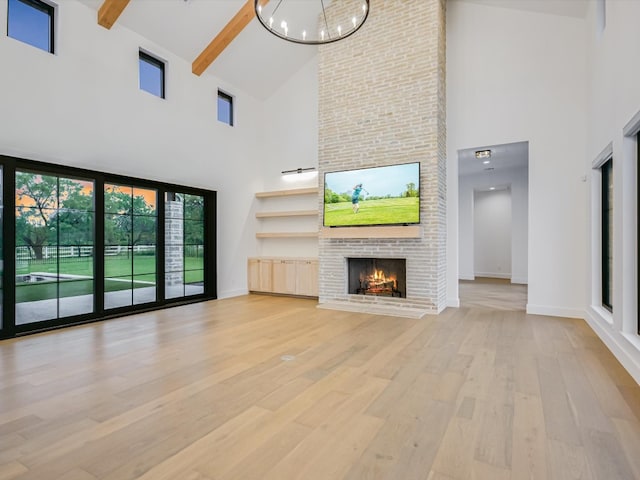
[256,232,318,238]
[255,187,318,198]
[256,210,318,218]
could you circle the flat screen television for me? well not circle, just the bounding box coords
[323,162,420,227]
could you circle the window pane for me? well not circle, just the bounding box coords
[105,248,133,277]
[165,192,183,219]
[16,172,58,208]
[59,249,94,277]
[133,215,156,245]
[59,279,93,317]
[133,274,156,304]
[185,248,204,271]
[59,178,94,209]
[184,220,203,245]
[139,53,164,98]
[105,214,132,245]
[165,273,184,299]
[58,210,94,246]
[218,92,233,125]
[15,282,57,324]
[185,270,204,296]
[8,0,53,53]
[133,246,156,275]
[133,188,157,215]
[105,276,132,309]
[105,184,133,214]
[184,194,204,220]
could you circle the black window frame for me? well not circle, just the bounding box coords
[0,154,217,340]
[7,0,55,54]
[139,50,166,99]
[217,90,234,126]
[601,157,613,312]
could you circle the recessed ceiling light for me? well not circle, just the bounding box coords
[475,149,491,159]
[489,187,496,190]
[483,160,490,165]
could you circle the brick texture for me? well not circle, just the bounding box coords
[318,0,447,313]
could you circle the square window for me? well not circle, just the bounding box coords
[139,51,165,99]
[218,90,233,126]
[7,0,54,54]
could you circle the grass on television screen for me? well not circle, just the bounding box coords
[324,197,419,227]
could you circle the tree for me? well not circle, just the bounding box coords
[184,194,204,246]
[404,182,418,198]
[15,173,89,259]
[104,186,156,248]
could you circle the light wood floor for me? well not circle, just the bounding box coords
[459,277,527,311]
[1,289,640,480]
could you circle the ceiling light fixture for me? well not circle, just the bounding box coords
[475,149,491,159]
[254,0,370,45]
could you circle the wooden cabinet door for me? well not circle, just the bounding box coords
[248,258,273,292]
[247,258,260,291]
[296,259,319,296]
[258,259,273,292]
[272,260,297,294]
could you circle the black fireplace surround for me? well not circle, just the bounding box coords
[348,258,406,298]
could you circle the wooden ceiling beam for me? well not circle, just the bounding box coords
[98,0,131,30]
[192,0,268,76]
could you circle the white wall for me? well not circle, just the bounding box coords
[459,165,528,282]
[473,189,512,278]
[255,56,319,258]
[447,1,588,317]
[0,0,264,299]
[584,0,640,383]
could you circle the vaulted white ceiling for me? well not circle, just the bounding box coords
[79,0,317,100]
[79,0,588,100]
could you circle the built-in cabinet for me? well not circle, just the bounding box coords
[250,186,319,298]
[248,257,319,297]
[295,259,319,296]
[248,258,273,292]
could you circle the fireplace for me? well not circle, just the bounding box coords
[348,258,406,298]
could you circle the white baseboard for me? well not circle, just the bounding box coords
[218,288,248,299]
[459,274,475,281]
[584,308,640,385]
[447,297,460,308]
[511,276,528,285]
[526,304,585,319]
[474,272,511,279]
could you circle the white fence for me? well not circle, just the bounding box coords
[16,245,157,262]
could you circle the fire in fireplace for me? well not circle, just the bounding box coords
[348,258,406,298]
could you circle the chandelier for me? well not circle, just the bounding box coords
[254,0,370,45]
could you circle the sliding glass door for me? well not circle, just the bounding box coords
[165,192,205,299]
[15,170,95,325]
[104,184,158,309]
[0,156,216,339]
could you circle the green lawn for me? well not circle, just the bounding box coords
[323,197,419,227]
[15,254,205,302]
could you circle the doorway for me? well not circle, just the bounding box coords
[457,141,529,309]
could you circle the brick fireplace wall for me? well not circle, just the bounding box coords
[318,0,447,314]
